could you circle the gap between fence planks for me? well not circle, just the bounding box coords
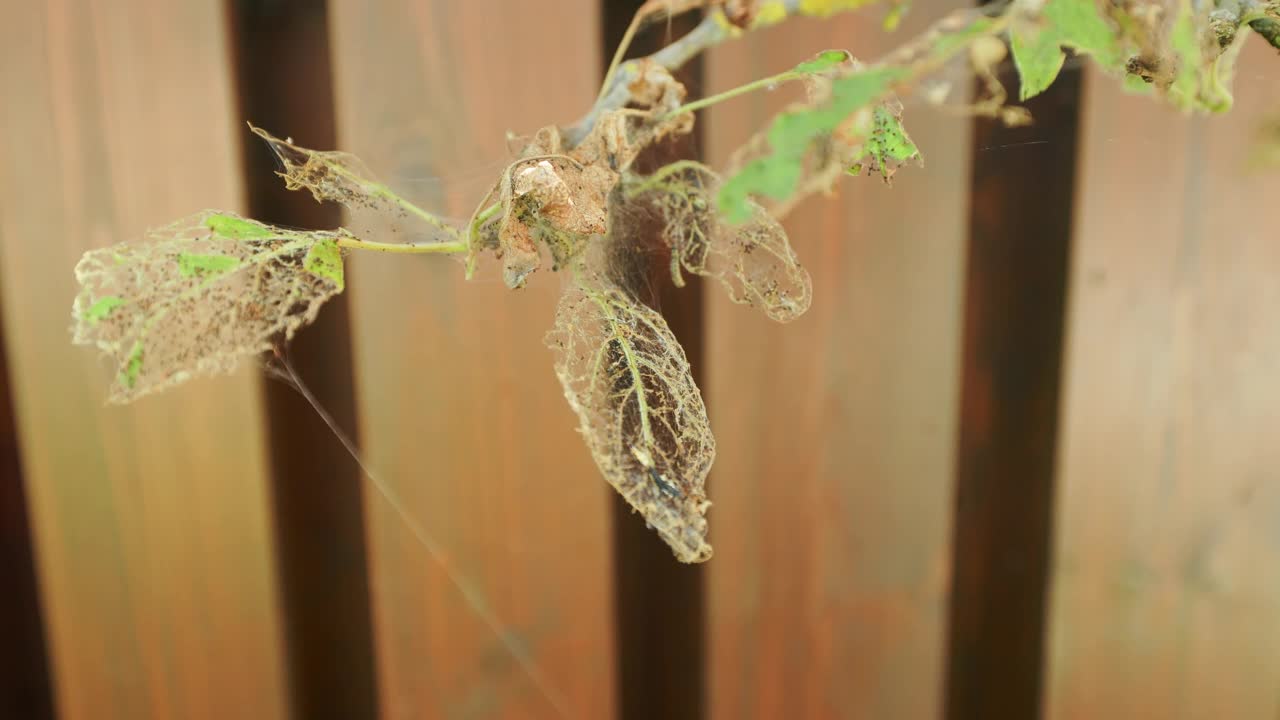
[327,1,616,717]
[0,2,287,719]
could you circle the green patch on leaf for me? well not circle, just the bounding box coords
[177,253,241,277]
[206,212,275,240]
[303,238,344,290]
[793,50,852,75]
[718,67,906,222]
[84,296,125,324]
[120,341,143,390]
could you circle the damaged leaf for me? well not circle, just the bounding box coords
[481,63,696,287]
[850,102,922,178]
[250,124,461,239]
[546,267,715,562]
[625,162,812,322]
[718,9,1005,222]
[71,210,346,403]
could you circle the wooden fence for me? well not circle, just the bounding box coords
[1,1,1277,718]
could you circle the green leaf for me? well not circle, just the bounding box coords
[303,238,345,291]
[1011,0,1123,100]
[718,67,905,222]
[1045,0,1122,61]
[206,212,275,239]
[1010,25,1068,101]
[177,253,241,277]
[84,296,125,324]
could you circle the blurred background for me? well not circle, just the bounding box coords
[2,1,1279,719]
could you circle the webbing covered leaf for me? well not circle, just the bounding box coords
[71,210,346,403]
[546,269,715,562]
[626,163,812,323]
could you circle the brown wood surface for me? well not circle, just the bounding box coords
[328,1,616,717]
[704,6,971,718]
[945,61,1083,720]
[1045,40,1280,720]
[0,2,287,719]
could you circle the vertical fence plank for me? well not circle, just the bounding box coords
[228,1,381,717]
[600,4,707,719]
[0,2,287,719]
[1045,41,1280,719]
[704,6,970,718]
[945,62,1082,720]
[328,1,615,717]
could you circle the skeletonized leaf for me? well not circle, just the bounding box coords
[626,163,812,323]
[71,210,346,403]
[250,124,462,239]
[546,269,715,563]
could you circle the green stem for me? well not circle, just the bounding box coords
[336,236,467,254]
[659,69,801,121]
[587,285,654,446]
[471,201,501,236]
[328,163,461,240]
[624,159,714,197]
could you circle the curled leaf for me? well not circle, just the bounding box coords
[546,268,715,563]
[625,163,812,322]
[71,210,346,403]
[496,155,613,288]
[251,124,391,211]
[481,65,694,287]
[249,124,461,239]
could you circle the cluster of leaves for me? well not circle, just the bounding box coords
[71,0,1278,562]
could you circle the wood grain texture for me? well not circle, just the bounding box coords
[704,6,970,718]
[1045,41,1280,720]
[328,1,615,717]
[0,2,287,719]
